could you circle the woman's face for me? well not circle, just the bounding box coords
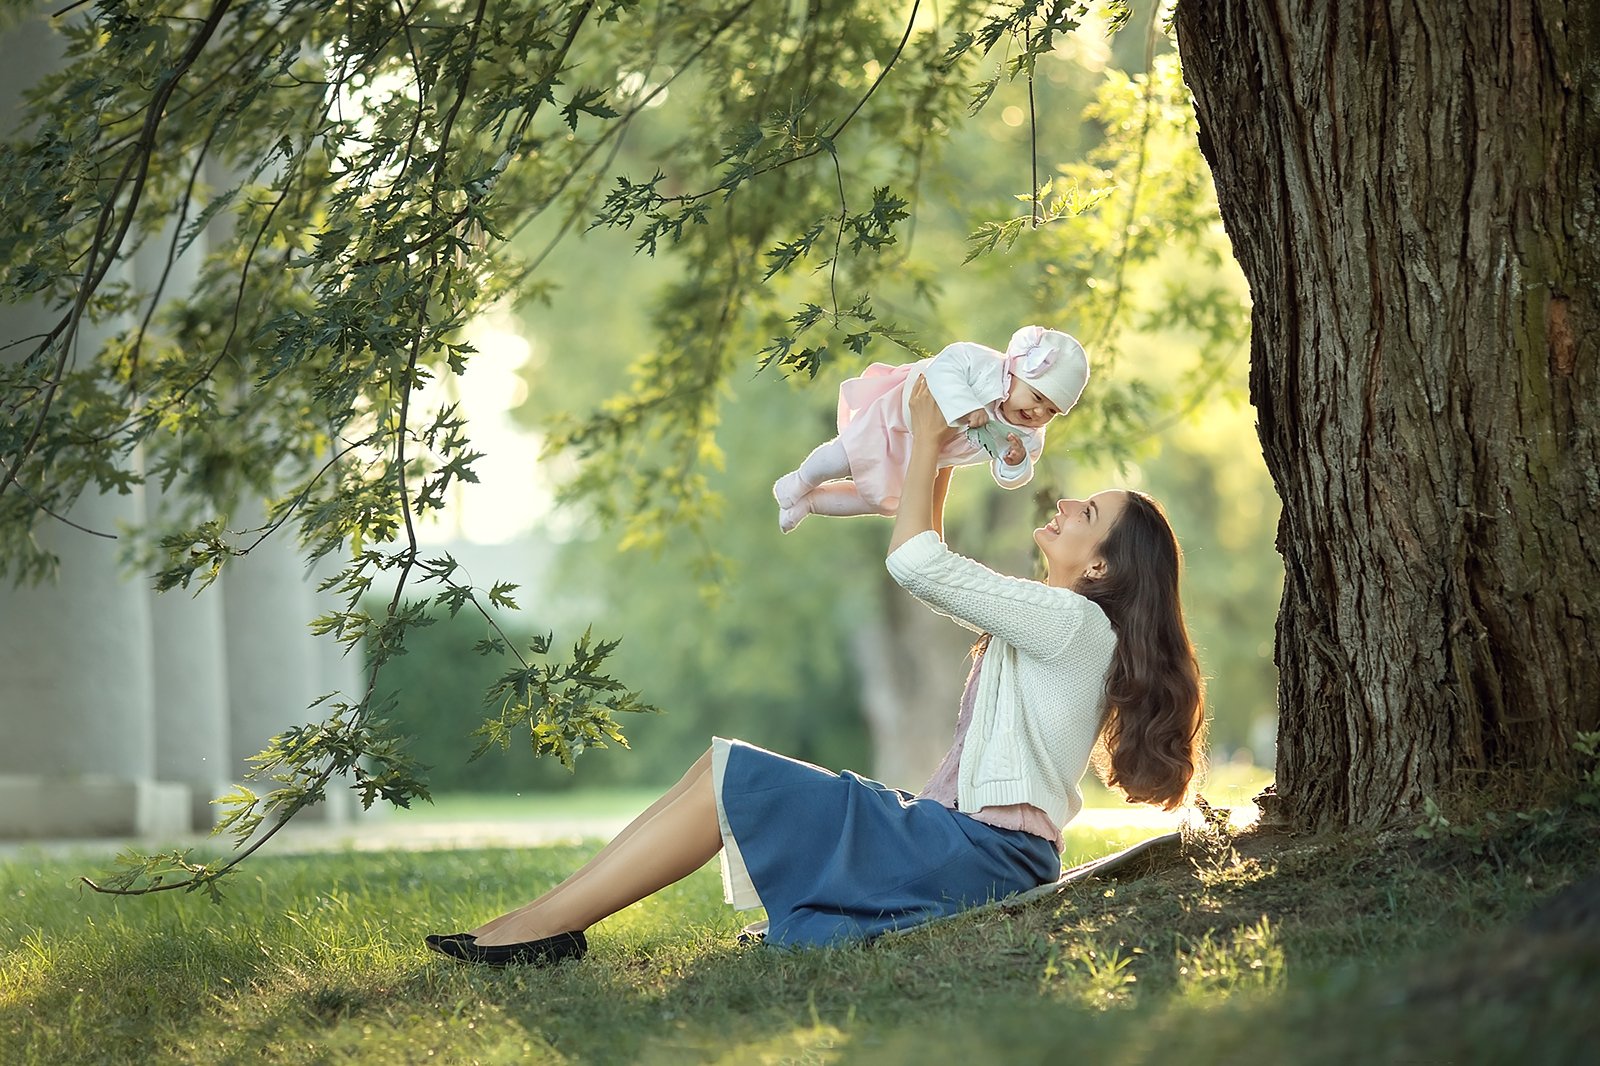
[1034,490,1129,587]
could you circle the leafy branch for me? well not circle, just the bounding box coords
[471,627,657,771]
[962,178,1114,263]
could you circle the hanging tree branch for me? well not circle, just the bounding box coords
[0,0,235,505]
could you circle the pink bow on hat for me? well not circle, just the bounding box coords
[1000,324,1090,413]
[1007,325,1056,376]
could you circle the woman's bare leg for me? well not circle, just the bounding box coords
[467,750,710,939]
[468,749,722,945]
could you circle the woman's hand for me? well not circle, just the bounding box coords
[890,378,956,554]
[908,377,958,445]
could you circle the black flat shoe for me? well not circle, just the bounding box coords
[434,930,588,968]
[424,932,477,953]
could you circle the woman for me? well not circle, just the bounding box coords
[428,378,1204,965]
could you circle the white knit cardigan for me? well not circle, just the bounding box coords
[885,530,1117,830]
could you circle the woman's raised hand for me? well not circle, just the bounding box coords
[907,377,958,445]
[890,377,955,552]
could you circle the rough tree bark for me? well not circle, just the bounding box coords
[1173,1,1600,828]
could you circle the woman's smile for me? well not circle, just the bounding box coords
[1040,499,1076,535]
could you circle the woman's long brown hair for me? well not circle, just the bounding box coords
[1077,492,1205,810]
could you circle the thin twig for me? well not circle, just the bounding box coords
[81,163,295,447]
[506,0,598,148]
[121,121,222,390]
[235,438,372,556]
[1091,7,1160,353]
[825,0,921,143]
[828,149,848,316]
[653,0,922,207]
[1026,23,1040,227]
[512,113,632,278]
[393,0,491,579]
[87,59,340,446]
[391,0,427,181]
[0,455,116,539]
[505,0,751,247]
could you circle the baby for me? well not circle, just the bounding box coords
[774,325,1089,532]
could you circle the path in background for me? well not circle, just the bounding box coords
[0,793,1259,863]
[0,803,647,863]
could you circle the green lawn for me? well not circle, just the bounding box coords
[2,785,1594,1064]
[378,758,1271,850]
[389,788,670,823]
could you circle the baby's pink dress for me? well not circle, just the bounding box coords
[835,353,1039,511]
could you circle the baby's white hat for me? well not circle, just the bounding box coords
[1005,325,1090,412]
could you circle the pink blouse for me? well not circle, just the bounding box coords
[917,648,1062,845]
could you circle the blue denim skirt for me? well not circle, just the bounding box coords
[711,737,1060,949]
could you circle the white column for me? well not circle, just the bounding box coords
[0,15,186,839]
[147,558,232,830]
[306,550,361,825]
[220,498,344,822]
[135,202,233,831]
[0,485,190,837]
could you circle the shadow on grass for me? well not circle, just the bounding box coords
[3,810,1598,1065]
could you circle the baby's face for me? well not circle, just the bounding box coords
[1000,379,1061,428]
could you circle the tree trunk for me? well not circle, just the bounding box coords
[852,571,975,791]
[1173,1,1600,828]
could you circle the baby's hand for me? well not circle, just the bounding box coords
[962,409,990,428]
[1002,434,1025,466]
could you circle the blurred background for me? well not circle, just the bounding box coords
[368,4,1281,811]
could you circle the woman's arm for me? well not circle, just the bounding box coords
[888,385,1092,659]
[889,377,957,554]
[887,536,1092,660]
[931,467,952,539]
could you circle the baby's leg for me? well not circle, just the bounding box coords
[774,438,850,508]
[780,479,884,534]
[801,483,892,519]
[797,438,851,485]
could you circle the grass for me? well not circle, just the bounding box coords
[356,761,1272,868]
[2,782,1596,1065]
[388,788,669,823]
